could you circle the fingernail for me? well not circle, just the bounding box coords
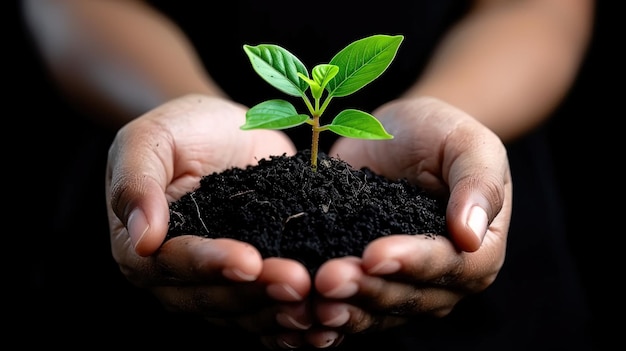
[277,337,300,349]
[324,282,358,299]
[127,208,149,249]
[467,205,488,243]
[276,313,311,330]
[321,306,349,327]
[267,283,303,301]
[223,268,257,282]
[367,259,401,275]
[314,331,340,348]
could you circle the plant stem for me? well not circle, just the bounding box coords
[311,114,320,171]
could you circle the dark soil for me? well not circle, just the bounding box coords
[166,150,448,275]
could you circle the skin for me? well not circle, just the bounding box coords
[23,0,593,348]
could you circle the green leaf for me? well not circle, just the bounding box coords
[327,109,394,139]
[243,44,310,97]
[307,64,339,100]
[241,99,309,130]
[312,64,339,91]
[326,34,404,97]
[297,73,323,100]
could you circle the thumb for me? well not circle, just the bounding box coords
[106,123,172,257]
[445,167,511,252]
[446,188,491,252]
[123,178,170,256]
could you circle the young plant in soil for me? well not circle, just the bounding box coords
[241,34,400,170]
[166,35,449,275]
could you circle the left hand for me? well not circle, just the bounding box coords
[305,96,512,346]
[105,95,314,348]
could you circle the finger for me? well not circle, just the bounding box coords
[361,234,499,292]
[106,118,175,256]
[252,302,313,348]
[314,256,362,299]
[304,328,345,348]
[314,299,410,332]
[151,280,268,317]
[259,257,312,302]
[118,236,264,288]
[443,125,512,252]
[204,300,311,347]
[316,256,463,318]
[150,252,312,332]
[317,237,464,295]
[316,281,462,322]
[362,235,462,283]
[206,298,310,333]
[150,262,311,334]
[260,331,306,350]
[156,236,264,282]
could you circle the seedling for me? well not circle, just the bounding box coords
[241,34,403,170]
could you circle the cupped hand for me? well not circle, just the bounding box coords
[105,94,314,341]
[310,96,512,344]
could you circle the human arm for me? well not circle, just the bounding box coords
[22,0,226,129]
[404,0,594,143]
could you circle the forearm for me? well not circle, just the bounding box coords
[23,0,226,129]
[404,0,593,142]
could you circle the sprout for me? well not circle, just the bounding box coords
[241,34,403,171]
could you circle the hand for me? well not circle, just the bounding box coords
[105,94,314,345]
[309,96,512,344]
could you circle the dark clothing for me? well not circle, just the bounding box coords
[24,1,594,349]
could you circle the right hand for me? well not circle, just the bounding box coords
[105,94,314,346]
[307,96,512,345]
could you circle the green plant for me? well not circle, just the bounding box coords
[241,34,404,170]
